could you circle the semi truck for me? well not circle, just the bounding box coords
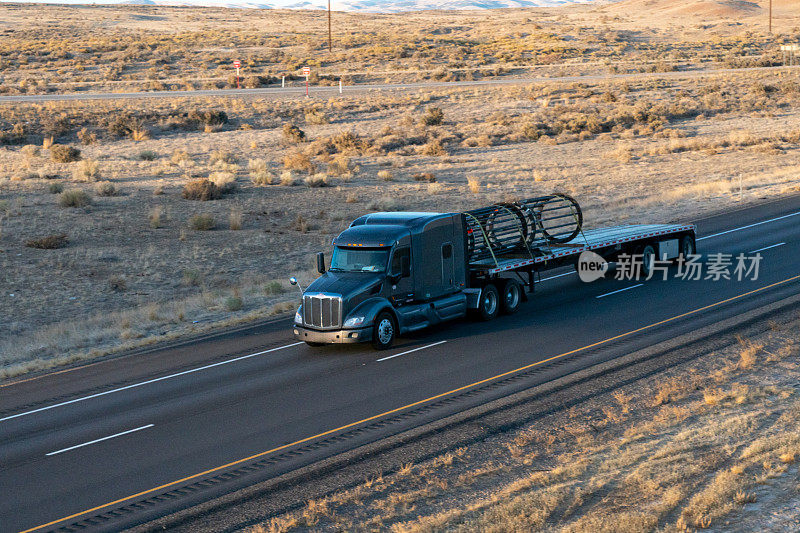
[291,195,696,349]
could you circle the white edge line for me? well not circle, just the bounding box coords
[46,424,154,456]
[540,271,576,282]
[697,211,800,241]
[596,284,644,299]
[377,340,448,362]
[749,242,786,254]
[0,342,304,423]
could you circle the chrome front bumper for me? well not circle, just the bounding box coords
[293,325,372,344]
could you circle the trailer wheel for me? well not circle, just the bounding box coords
[680,235,696,259]
[500,279,522,314]
[372,311,397,350]
[477,283,500,321]
[640,244,656,279]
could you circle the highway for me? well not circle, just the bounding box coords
[1,194,800,533]
[0,65,797,103]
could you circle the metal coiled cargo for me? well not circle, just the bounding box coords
[464,194,583,263]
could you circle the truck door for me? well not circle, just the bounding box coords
[441,242,454,291]
[389,246,414,304]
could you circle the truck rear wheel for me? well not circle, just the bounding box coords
[680,235,696,259]
[639,244,655,279]
[477,283,500,321]
[372,311,396,350]
[500,279,522,314]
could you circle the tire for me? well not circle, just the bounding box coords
[477,283,500,321]
[500,279,522,314]
[305,341,325,347]
[679,234,696,259]
[640,244,656,279]
[371,311,397,350]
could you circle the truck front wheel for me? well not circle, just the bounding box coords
[477,284,500,321]
[372,311,397,350]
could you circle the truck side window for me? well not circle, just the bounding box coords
[442,244,452,259]
[391,247,410,276]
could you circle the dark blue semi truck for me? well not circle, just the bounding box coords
[291,195,696,349]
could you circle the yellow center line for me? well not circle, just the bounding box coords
[19,273,800,533]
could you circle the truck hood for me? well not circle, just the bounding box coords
[306,271,384,299]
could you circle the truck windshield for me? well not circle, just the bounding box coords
[330,247,390,273]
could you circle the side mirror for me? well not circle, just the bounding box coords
[400,256,411,278]
[289,277,298,286]
[316,252,326,274]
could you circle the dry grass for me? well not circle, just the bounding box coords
[3,1,800,380]
[246,314,800,532]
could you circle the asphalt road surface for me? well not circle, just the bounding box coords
[1,65,797,103]
[2,195,800,532]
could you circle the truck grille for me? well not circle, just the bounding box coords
[303,293,342,330]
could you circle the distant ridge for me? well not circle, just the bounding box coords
[9,0,611,12]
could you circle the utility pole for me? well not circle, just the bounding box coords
[328,0,332,52]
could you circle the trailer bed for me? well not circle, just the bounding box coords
[470,224,695,274]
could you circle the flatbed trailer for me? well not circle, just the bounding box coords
[470,223,696,275]
[291,196,697,349]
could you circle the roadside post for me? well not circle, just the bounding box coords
[780,44,799,66]
[302,66,311,97]
[233,60,241,89]
[282,75,285,88]
[339,79,342,94]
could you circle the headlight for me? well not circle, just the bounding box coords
[294,307,303,324]
[343,316,365,328]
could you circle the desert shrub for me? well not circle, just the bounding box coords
[305,174,328,187]
[331,130,368,153]
[421,107,444,126]
[242,75,274,88]
[467,176,481,193]
[73,158,100,181]
[368,197,403,211]
[282,123,306,143]
[48,182,64,194]
[209,150,235,165]
[21,144,40,157]
[188,109,228,128]
[58,189,91,208]
[264,281,285,295]
[284,151,315,173]
[209,171,237,193]
[139,150,158,161]
[225,295,243,311]
[189,213,215,230]
[182,179,222,201]
[377,170,393,181]
[420,139,447,156]
[50,144,81,163]
[248,159,273,185]
[25,234,68,249]
[279,171,296,186]
[149,206,163,228]
[77,128,96,145]
[413,172,436,182]
[95,181,116,197]
[108,276,127,292]
[327,155,351,176]
[305,109,329,124]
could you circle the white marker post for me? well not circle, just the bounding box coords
[282,75,285,88]
[233,59,241,89]
[302,66,311,97]
[339,79,342,94]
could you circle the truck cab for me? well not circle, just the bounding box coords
[292,212,469,349]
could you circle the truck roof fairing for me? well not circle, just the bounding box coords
[332,224,411,248]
